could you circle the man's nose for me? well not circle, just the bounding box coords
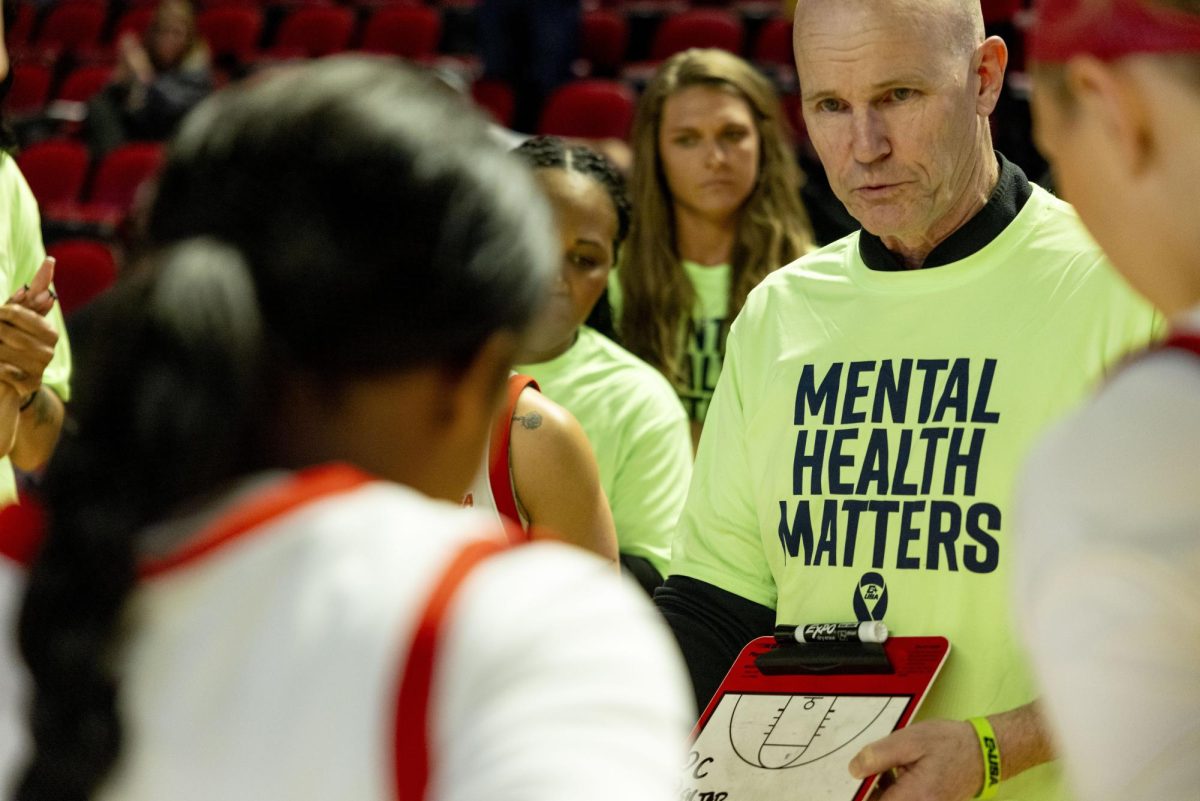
[850,108,891,165]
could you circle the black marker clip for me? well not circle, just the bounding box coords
[755,641,894,676]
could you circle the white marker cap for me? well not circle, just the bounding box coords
[858,621,889,643]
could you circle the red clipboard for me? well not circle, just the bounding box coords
[682,636,950,801]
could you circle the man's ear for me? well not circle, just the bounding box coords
[1066,56,1154,180]
[975,36,1009,117]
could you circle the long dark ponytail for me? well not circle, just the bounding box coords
[17,241,268,801]
[16,56,555,800]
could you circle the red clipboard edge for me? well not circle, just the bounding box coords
[689,636,951,801]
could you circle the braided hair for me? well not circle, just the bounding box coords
[513,135,630,337]
[513,136,631,263]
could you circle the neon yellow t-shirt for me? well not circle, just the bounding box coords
[679,261,729,423]
[0,154,72,506]
[517,326,692,576]
[608,261,730,423]
[672,186,1159,799]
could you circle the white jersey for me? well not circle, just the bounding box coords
[1016,309,1200,801]
[1,465,692,801]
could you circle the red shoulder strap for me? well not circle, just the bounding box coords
[393,536,507,800]
[0,495,46,567]
[488,374,538,541]
[1163,331,1200,357]
[140,464,371,577]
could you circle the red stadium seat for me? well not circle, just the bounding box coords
[113,6,158,41]
[267,7,356,59]
[779,92,807,146]
[24,0,108,63]
[538,79,635,140]
[197,7,264,62]
[8,2,35,47]
[753,17,792,67]
[46,143,164,229]
[54,65,114,103]
[196,0,265,7]
[471,79,515,128]
[3,63,52,117]
[650,9,743,61]
[359,6,441,59]
[45,239,118,315]
[16,140,90,208]
[981,0,1023,24]
[87,143,163,209]
[581,9,629,75]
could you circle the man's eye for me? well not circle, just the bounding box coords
[816,99,843,113]
[892,88,915,101]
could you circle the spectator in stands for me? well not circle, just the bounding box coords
[478,0,581,134]
[612,48,814,445]
[3,56,690,801]
[86,0,212,156]
[512,136,693,596]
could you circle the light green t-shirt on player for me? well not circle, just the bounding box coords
[517,325,692,577]
[672,185,1160,800]
[0,154,72,507]
[608,261,729,423]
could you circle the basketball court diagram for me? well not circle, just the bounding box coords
[682,636,948,801]
[686,693,910,799]
[727,693,908,769]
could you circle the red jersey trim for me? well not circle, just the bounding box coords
[393,536,507,800]
[140,463,372,577]
[488,374,538,543]
[1163,331,1200,357]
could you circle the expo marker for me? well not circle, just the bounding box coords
[774,621,889,645]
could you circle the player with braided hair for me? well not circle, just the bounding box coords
[512,136,692,595]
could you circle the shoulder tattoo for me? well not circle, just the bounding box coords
[513,412,543,431]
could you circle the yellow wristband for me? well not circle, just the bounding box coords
[968,716,1001,799]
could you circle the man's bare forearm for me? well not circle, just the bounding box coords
[990,699,1057,781]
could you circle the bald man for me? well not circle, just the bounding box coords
[655,1,1159,798]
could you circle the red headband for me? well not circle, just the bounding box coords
[1029,0,1200,62]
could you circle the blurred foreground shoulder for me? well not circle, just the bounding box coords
[433,541,694,801]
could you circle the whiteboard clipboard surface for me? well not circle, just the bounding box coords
[683,636,950,801]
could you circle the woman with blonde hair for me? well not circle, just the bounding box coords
[612,48,814,443]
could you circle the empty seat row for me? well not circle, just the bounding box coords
[17,140,163,230]
[7,2,446,68]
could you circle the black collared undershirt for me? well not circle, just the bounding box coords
[857,153,1033,272]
